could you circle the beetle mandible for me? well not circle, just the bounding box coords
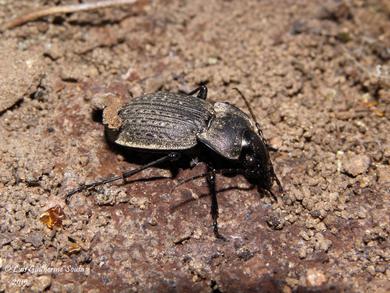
[66,85,283,239]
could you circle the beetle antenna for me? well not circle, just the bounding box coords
[233,87,278,153]
[233,88,284,193]
[233,87,263,135]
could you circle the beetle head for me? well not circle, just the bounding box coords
[241,130,279,191]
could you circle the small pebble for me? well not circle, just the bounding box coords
[306,268,327,287]
[31,276,52,292]
[342,154,371,177]
[377,166,390,184]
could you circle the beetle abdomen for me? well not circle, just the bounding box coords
[115,92,214,150]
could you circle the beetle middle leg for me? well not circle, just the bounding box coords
[206,166,226,240]
[187,84,208,100]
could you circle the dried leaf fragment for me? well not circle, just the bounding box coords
[39,206,65,229]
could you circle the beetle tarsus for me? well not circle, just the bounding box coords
[274,175,283,193]
[213,221,227,241]
[270,167,283,193]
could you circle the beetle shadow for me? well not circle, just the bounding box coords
[103,132,278,204]
[104,132,193,173]
[102,136,266,208]
[170,183,256,212]
[168,171,280,214]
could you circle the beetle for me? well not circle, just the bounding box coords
[66,85,283,239]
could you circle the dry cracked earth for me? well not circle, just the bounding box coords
[0,0,389,292]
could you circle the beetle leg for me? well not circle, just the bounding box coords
[187,84,208,100]
[272,172,283,193]
[170,172,207,193]
[65,152,181,204]
[170,168,243,194]
[206,167,226,240]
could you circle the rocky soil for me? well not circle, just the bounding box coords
[0,0,389,292]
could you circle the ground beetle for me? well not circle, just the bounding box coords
[66,85,283,239]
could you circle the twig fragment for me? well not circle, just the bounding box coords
[2,0,138,31]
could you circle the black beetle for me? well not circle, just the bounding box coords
[66,85,282,239]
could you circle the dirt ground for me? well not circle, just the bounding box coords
[0,0,389,292]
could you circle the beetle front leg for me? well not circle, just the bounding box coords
[206,167,226,240]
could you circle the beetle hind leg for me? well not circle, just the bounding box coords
[65,152,181,204]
